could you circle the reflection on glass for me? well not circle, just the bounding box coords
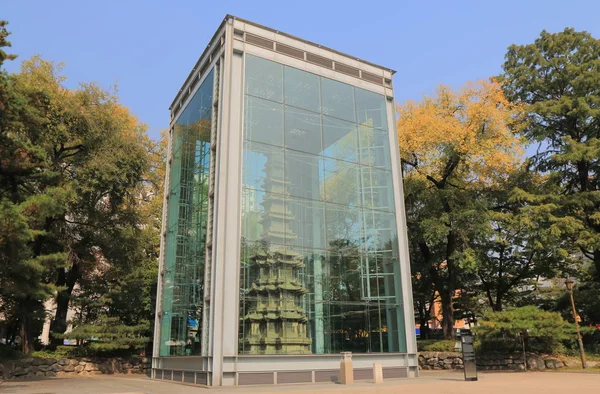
[323,116,358,163]
[321,78,355,122]
[284,106,322,154]
[246,55,283,102]
[358,126,392,169]
[240,55,406,355]
[245,97,283,146]
[355,88,388,130]
[160,70,214,357]
[285,66,320,112]
[243,141,284,192]
[322,158,361,206]
[285,149,324,200]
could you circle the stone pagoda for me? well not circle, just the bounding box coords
[241,151,312,354]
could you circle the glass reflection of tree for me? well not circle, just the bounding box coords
[240,150,312,355]
[169,117,211,356]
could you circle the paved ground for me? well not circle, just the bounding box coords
[1,371,599,394]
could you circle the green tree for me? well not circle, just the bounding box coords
[0,21,69,353]
[476,306,578,354]
[501,28,600,283]
[473,166,567,311]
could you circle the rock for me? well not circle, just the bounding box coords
[38,364,50,372]
[63,364,76,372]
[78,361,86,366]
[453,358,463,365]
[455,364,464,369]
[20,358,34,366]
[527,357,545,370]
[58,358,70,366]
[45,371,56,377]
[586,361,599,368]
[442,363,453,370]
[443,358,454,364]
[68,359,79,366]
[544,359,559,369]
[427,358,438,366]
[48,363,62,372]
[74,365,85,372]
[85,363,98,372]
[35,371,45,377]
[421,365,431,370]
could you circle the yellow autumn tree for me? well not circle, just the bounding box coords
[397,80,526,339]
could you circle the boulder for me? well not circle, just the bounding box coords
[526,357,545,370]
[48,363,62,372]
[427,358,438,366]
[85,363,98,372]
[58,358,70,366]
[62,364,76,372]
[74,365,85,372]
[45,371,56,377]
[544,359,560,369]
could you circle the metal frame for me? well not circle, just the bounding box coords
[153,15,418,386]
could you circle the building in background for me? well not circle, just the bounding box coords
[153,15,417,386]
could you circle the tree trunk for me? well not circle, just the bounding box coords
[594,250,600,282]
[50,263,79,345]
[440,288,455,339]
[20,312,32,354]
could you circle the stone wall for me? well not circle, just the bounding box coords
[0,357,150,380]
[418,352,592,371]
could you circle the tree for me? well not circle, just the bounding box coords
[473,166,566,311]
[501,28,600,283]
[398,80,524,338]
[0,21,68,353]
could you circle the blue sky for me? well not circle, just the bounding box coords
[3,0,600,140]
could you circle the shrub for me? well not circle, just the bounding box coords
[417,339,457,352]
[475,306,579,354]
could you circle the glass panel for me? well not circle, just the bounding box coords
[241,188,264,243]
[321,78,355,122]
[242,141,284,192]
[358,126,392,169]
[362,210,398,252]
[244,96,283,146]
[286,196,326,250]
[284,66,320,113]
[285,149,324,200]
[246,54,283,102]
[284,106,322,155]
[325,202,362,248]
[322,158,361,207]
[355,88,387,130]
[160,70,214,357]
[241,56,406,355]
[323,116,358,163]
[360,167,395,212]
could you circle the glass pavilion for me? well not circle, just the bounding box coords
[153,15,417,386]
